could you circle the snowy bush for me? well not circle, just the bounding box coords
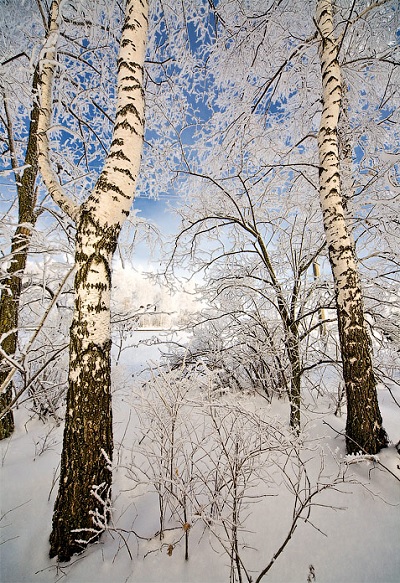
[120,363,351,583]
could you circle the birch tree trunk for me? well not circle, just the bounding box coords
[0,70,40,439]
[316,0,387,454]
[37,0,148,561]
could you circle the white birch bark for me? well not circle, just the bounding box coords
[37,0,80,222]
[316,0,387,454]
[70,0,147,375]
[37,0,148,561]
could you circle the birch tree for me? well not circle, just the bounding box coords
[164,2,329,431]
[315,0,387,454]
[184,0,395,453]
[37,0,148,561]
[0,0,117,438]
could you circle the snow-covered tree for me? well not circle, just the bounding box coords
[315,0,388,453]
[170,167,332,431]
[0,0,118,438]
[0,2,47,439]
[36,0,148,560]
[168,0,397,453]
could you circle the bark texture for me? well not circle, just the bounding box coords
[316,0,387,454]
[49,213,117,560]
[38,0,148,561]
[0,70,40,439]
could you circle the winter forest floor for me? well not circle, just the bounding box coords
[1,332,399,583]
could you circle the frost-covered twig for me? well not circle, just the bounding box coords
[0,265,74,399]
[323,420,400,484]
[255,451,348,583]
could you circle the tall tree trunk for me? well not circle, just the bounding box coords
[0,71,40,439]
[316,0,387,454]
[37,0,148,561]
[49,213,117,560]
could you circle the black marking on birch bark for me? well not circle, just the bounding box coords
[121,75,140,82]
[118,61,143,74]
[123,19,143,31]
[122,84,141,92]
[76,211,120,257]
[328,92,340,102]
[111,138,124,148]
[123,23,139,32]
[326,173,340,184]
[321,127,336,136]
[320,153,336,166]
[114,119,140,134]
[114,167,136,182]
[322,68,335,81]
[116,102,142,120]
[121,39,136,49]
[77,255,109,292]
[109,149,130,161]
[96,176,128,199]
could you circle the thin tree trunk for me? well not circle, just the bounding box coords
[256,234,303,431]
[287,326,301,432]
[312,261,327,336]
[37,0,148,561]
[0,71,40,439]
[316,0,387,454]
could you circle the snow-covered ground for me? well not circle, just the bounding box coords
[1,332,399,583]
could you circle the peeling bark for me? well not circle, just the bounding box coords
[316,0,387,454]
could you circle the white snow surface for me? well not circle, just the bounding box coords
[1,331,399,583]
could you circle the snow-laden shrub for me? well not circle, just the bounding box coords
[121,363,350,583]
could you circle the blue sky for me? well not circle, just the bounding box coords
[134,195,178,233]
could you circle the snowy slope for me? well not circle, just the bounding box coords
[1,333,399,583]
